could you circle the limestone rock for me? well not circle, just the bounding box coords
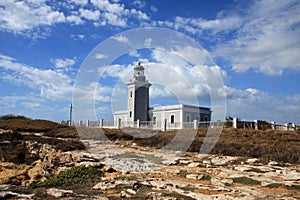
[211,156,237,166]
[120,191,131,198]
[46,188,74,198]
[186,174,199,179]
[92,181,117,190]
[126,188,137,195]
[246,158,259,164]
[0,191,34,199]
[187,162,200,167]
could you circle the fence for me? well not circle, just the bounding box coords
[73,118,298,131]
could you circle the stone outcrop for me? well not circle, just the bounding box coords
[1,129,300,199]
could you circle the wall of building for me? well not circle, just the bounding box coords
[134,86,150,121]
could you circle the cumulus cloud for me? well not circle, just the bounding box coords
[94,53,108,59]
[225,86,300,123]
[0,54,73,100]
[79,8,100,20]
[51,57,76,68]
[0,54,112,104]
[0,0,65,34]
[0,0,150,37]
[159,0,300,76]
[214,0,300,75]
[112,35,129,43]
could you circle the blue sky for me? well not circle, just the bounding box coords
[0,0,299,124]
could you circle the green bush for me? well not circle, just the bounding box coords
[200,174,211,181]
[0,114,31,120]
[36,166,103,188]
[266,183,300,191]
[232,177,261,185]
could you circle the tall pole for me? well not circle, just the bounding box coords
[69,103,73,126]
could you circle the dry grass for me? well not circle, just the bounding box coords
[132,128,300,164]
[0,119,79,138]
[1,119,300,164]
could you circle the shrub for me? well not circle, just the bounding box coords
[36,166,103,188]
[200,174,211,181]
[232,177,261,185]
[0,114,31,120]
[266,183,300,191]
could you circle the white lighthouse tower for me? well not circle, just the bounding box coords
[127,63,151,122]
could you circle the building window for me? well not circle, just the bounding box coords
[196,115,199,121]
[170,115,175,124]
[129,111,132,118]
[130,91,133,97]
[153,116,156,125]
[186,114,190,122]
[204,116,208,121]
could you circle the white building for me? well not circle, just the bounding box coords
[114,63,212,129]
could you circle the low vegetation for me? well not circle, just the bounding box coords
[0,114,31,120]
[0,115,78,138]
[1,117,300,164]
[35,165,103,188]
[266,183,300,191]
[232,177,261,185]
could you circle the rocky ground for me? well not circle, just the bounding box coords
[1,128,300,199]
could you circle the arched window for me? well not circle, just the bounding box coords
[186,114,190,122]
[170,115,175,124]
[129,111,132,118]
[152,116,156,125]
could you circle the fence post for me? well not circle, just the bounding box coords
[137,120,140,128]
[194,120,198,129]
[100,119,103,128]
[86,120,89,127]
[162,119,167,132]
[254,120,258,130]
[233,118,238,128]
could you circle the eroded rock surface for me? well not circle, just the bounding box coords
[1,129,300,199]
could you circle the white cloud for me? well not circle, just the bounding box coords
[157,1,300,76]
[133,0,146,8]
[103,12,127,27]
[113,35,129,43]
[0,0,65,34]
[0,54,114,109]
[144,38,152,47]
[224,86,300,124]
[150,6,158,12]
[98,64,132,82]
[66,14,84,25]
[68,0,88,6]
[0,0,150,37]
[70,34,85,40]
[94,53,108,59]
[51,57,76,68]
[128,49,141,58]
[214,1,300,75]
[79,8,100,20]
[0,54,73,100]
